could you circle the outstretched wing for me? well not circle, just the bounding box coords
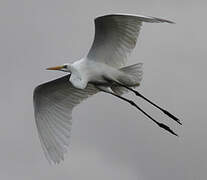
[33,75,99,164]
[87,13,174,68]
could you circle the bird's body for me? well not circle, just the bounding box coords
[69,58,113,89]
[33,13,181,164]
[66,57,140,90]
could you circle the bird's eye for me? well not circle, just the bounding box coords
[63,65,67,68]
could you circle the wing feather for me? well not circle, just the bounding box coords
[87,13,174,68]
[33,75,99,164]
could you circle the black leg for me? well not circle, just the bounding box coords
[99,88,178,136]
[114,82,182,125]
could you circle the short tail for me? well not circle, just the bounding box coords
[120,63,143,84]
[111,63,143,95]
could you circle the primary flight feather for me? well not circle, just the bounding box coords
[33,14,180,164]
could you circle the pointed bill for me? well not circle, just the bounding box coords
[46,65,65,70]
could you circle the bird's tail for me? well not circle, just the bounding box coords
[120,63,143,85]
[111,63,143,95]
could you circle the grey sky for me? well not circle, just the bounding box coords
[0,0,206,179]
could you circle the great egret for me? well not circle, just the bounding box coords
[33,13,181,164]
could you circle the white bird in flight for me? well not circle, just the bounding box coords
[33,13,181,164]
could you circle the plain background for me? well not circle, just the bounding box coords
[0,0,206,179]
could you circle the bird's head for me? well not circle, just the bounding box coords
[46,63,72,72]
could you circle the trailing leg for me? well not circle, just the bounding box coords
[113,82,182,125]
[98,87,178,136]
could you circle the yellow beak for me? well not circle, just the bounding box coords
[46,65,64,70]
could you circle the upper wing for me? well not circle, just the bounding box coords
[87,13,174,68]
[33,75,99,164]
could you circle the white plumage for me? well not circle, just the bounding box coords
[87,14,174,68]
[34,76,98,163]
[33,14,176,164]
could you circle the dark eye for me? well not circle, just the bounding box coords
[63,65,67,68]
